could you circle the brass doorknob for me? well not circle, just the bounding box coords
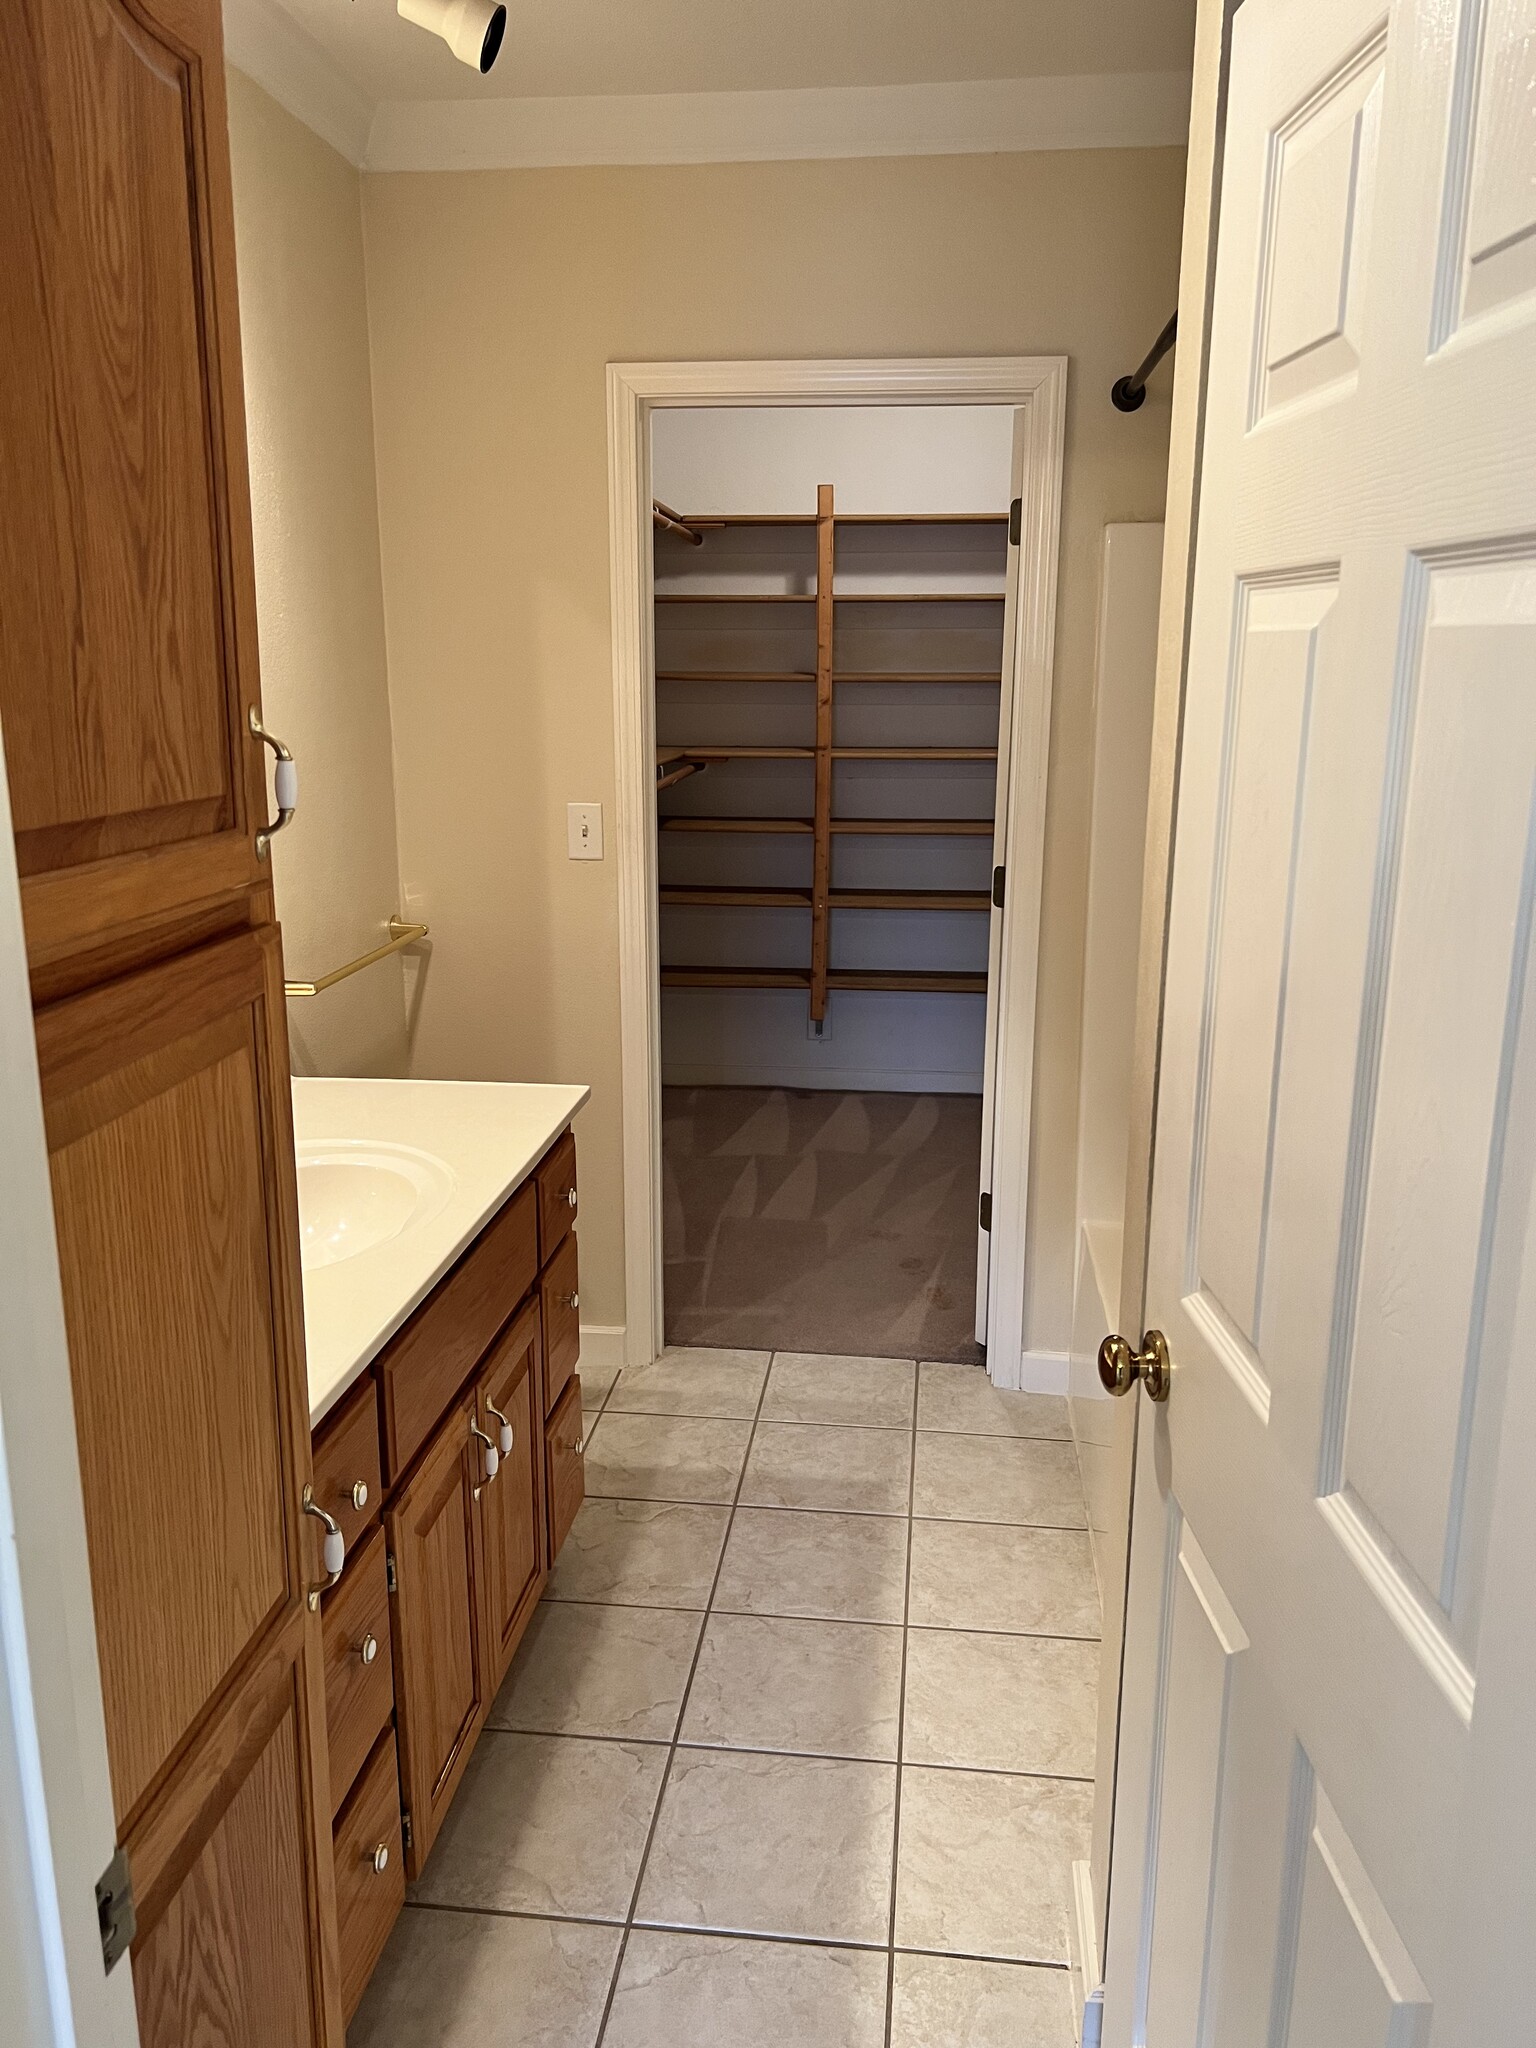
[1097,1328,1172,1402]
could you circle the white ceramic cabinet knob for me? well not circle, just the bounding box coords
[566,1186,577,1208]
[367,1843,389,1876]
[359,1632,378,1666]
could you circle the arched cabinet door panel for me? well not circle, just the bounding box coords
[0,0,268,974]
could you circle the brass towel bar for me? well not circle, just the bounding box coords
[284,917,430,999]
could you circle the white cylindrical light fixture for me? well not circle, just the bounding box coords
[397,0,507,73]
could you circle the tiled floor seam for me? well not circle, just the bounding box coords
[883,1385,920,2048]
[583,1486,1087,1533]
[590,1350,779,2047]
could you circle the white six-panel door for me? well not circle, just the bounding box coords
[1105,0,1536,2040]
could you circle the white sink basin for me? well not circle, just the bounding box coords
[296,1140,456,1271]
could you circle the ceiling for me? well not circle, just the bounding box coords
[266,0,1197,104]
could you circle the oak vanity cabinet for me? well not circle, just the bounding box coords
[311,1126,585,2011]
[5,0,342,2040]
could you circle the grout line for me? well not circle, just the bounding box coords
[885,1387,920,2046]
[591,1349,775,2045]
[405,1897,1075,1973]
[581,1487,1087,1533]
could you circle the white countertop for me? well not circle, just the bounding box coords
[293,1077,590,1428]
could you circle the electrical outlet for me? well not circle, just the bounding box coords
[567,801,603,860]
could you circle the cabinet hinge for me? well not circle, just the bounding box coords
[400,1810,413,1851]
[991,865,1005,909]
[95,1844,135,1975]
[979,1191,992,1232]
[1009,496,1022,546]
[385,1552,398,1594]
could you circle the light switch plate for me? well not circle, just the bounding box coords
[567,801,603,861]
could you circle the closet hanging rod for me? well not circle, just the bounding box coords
[653,499,726,545]
[656,760,707,793]
[284,916,429,999]
[1112,312,1178,412]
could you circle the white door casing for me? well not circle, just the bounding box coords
[975,408,1032,1346]
[1106,2,1536,2042]
[606,359,1067,1387]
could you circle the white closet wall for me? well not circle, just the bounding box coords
[653,405,1014,1093]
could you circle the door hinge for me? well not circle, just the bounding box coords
[1009,496,1022,546]
[979,1191,992,1232]
[992,865,1005,909]
[96,1844,135,1975]
[401,1810,413,1851]
[385,1552,398,1594]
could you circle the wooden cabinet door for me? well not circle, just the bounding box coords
[477,1300,545,1692]
[36,925,340,2042]
[385,1397,489,1877]
[0,0,268,976]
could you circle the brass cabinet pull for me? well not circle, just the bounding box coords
[1097,1328,1173,1403]
[469,1417,500,1482]
[366,1842,390,1876]
[485,1401,515,1457]
[249,706,297,859]
[301,1484,344,1608]
[351,1478,369,1511]
[358,1632,379,1666]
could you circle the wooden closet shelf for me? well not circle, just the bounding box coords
[661,966,988,993]
[662,966,810,988]
[659,816,815,833]
[830,817,995,836]
[661,886,813,908]
[658,887,991,911]
[657,670,817,683]
[657,745,814,762]
[833,671,1002,685]
[655,592,815,604]
[831,746,997,760]
[665,512,1007,527]
[833,889,991,911]
[833,591,1006,603]
[830,969,988,993]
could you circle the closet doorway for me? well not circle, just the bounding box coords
[608,360,1067,1388]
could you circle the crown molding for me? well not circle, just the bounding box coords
[222,0,373,166]
[220,5,1191,178]
[364,70,1192,172]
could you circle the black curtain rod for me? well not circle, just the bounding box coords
[1112,312,1178,412]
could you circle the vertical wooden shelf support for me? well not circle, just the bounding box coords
[810,483,835,1021]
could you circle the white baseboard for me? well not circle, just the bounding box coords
[578,1325,627,1380]
[1069,1858,1101,2041]
[661,1064,983,1095]
[1011,1351,1073,1400]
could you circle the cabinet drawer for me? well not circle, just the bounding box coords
[546,1375,584,1562]
[535,1128,577,1266]
[541,1230,581,1416]
[312,1374,383,1560]
[377,1181,538,1482]
[321,1523,394,1818]
[333,1726,406,2023]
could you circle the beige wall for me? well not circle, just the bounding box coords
[359,149,1184,1347]
[361,149,1185,1349]
[227,71,409,1078]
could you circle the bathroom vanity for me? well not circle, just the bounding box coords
[294,1078,588,2016]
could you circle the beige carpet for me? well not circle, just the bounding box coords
[662,1086,984,1363]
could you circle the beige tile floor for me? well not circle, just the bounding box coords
[351,1348,1099,2048]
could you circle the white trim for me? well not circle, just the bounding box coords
[1013,1348,1072,1397]
[660,1065,983,1094]
[365,71,1193,173]
[606,357,1068,1381]
[577,1324,627,1377]
[0,737,139,2046]
[1069,1856,1102,2039]
[222,1,373,166]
